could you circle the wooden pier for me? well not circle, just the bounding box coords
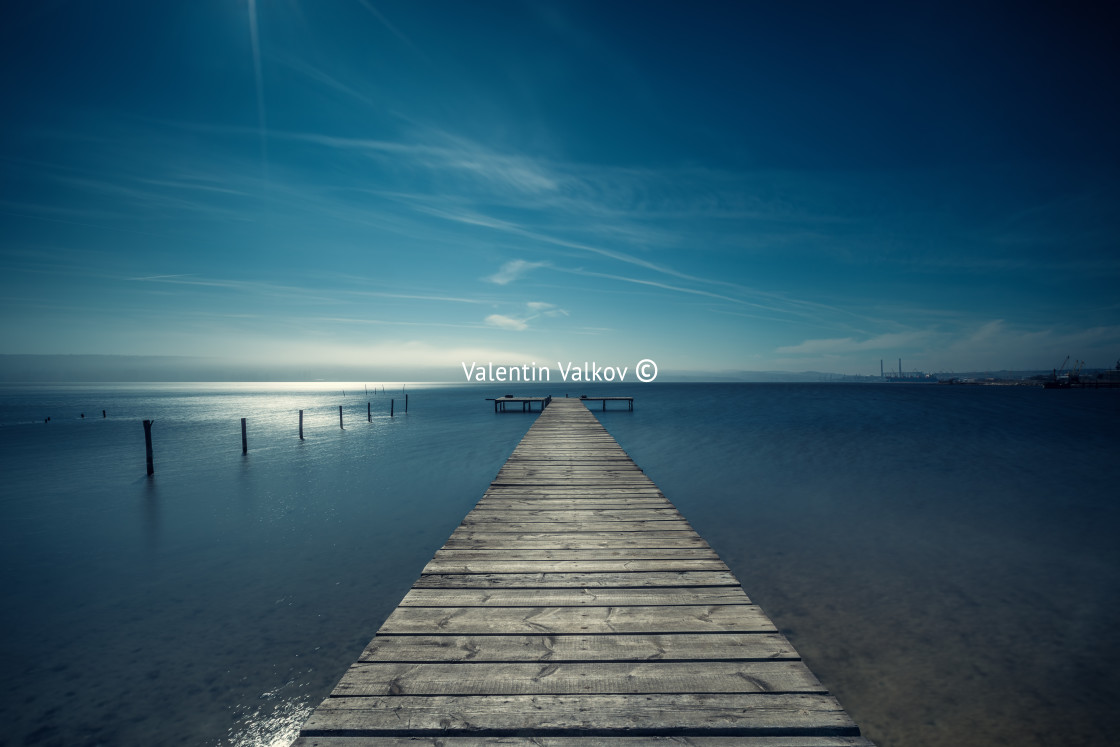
[578,395,634,411]
[487,396,553,412]
[294,398,872,745]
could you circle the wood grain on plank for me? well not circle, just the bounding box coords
[358,632,795,663]
[298,693,861,736]
[399,587,751,607]
[378,605,778,635]
[333,660,824,696]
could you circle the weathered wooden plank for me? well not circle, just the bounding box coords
[298,693,861,736]
[452,524,689,535]
[474,501,672,509]
[483,486,663,490]
[445,532,710,549]
[501,460,639,463]
[481,489,665,496]
[294,737,877,747]
[378,605,777,634]
[448,529,704,541]
[495,479,654,486]
[490,478,655,484]
[431,548,720,561]
[358,632,794,663]
[420,558,729,574]
[399,587,750,607]
[492,477,649,481]
[462,509,685,522]
[474,499,672,508]
[413,571,741,588]
[478,496,668,503]
[497,463,645,469]
[334,660,824,696]
[443,539,710,551]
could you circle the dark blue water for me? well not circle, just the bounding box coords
[1,382,1117,746]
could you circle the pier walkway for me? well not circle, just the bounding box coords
[294,398,872,745]
[486,396,552,412]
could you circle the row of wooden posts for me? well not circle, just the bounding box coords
[142,395,408,476]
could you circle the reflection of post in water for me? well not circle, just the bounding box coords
[143,476,160,552]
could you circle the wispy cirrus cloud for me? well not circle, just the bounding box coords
[273,130,560,195]
[776,331,930,356]
[486,259,548,285]
[484,301,568,331]
[484,314,528,331]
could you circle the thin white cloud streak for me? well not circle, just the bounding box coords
[485,314,528,331]
[276,131,559,194]
[356,0,439,70]
[486,259,547,285]
[0,205,167,237]
[775,331,930,356]
[278,57,379,108]
[553,265,878,336]
[129,273,496,307]
[413,203,721,286]
[526,301,565,314]
[309,316,492,330]
[247,0,268,179]
[560,268,745,305]
[48,174,255,221]
[482,302,568,331]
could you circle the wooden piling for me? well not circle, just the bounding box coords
[367,402,371,422]
[299,410,304,440]
[143,420,154,476]
[339,405,344,429]
[390,399,394,417]
[241,417,248,454]
[405,393,408,413]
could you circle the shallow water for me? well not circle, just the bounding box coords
[0,382,1117,746]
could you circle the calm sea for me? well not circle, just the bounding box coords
[0,382,1117,746]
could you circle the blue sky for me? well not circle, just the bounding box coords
[2,1,1118,380]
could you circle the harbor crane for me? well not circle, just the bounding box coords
[1052,355,1069,381]
[1071,359,1085,383]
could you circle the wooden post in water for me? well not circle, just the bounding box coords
[390,399,394,417]
[367,402,371,422]
[339,405,344,429]
[143,420,154,475]
[241,417,248,454]
[299,410,304,440]
[405,393,408,413]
